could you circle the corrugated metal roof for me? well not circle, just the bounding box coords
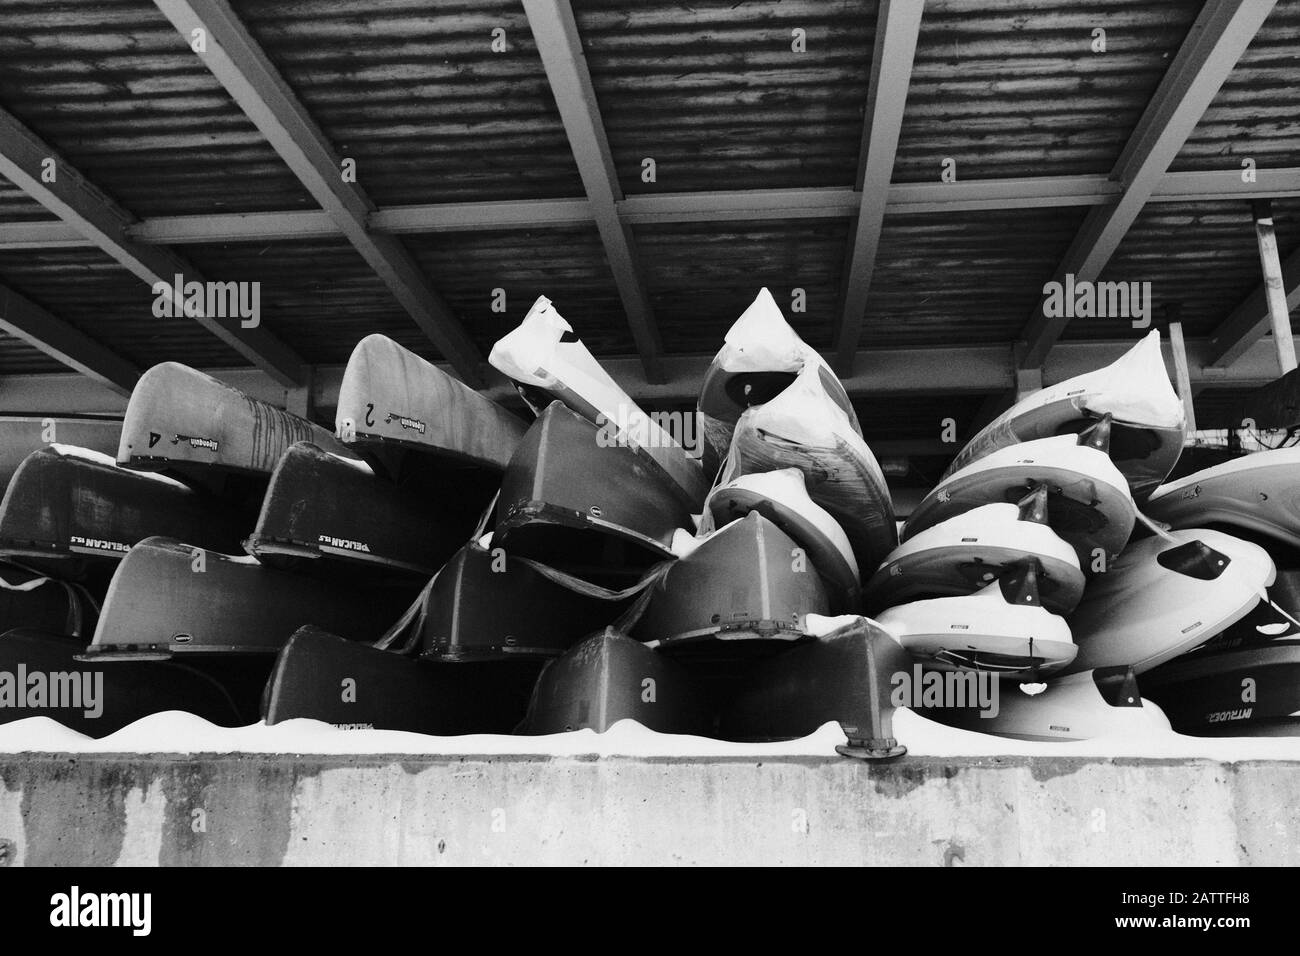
[860,206,1088,348]
[894,0,1197,182]
[1173,0,1300,172]
[0,246,249,368]
[0,172,55,221]
[0,330,63,374]
[229,0,585,205]
[635,218,850,352]
[1065,197,1300,340]
[0,0,315,217]
[576,0,875,194]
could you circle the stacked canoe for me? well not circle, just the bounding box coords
[4,292,1299,748]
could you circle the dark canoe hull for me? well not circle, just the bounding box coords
[0,628,258,736]
[117,362,348,485]
[0,416,122,492]
[635,512,831,655]
[518,629,711,735]
[496,402,694,582]
[82,536,415,660]
[717,618,910,757]
[1142,641,1300,737]
[263,627,540,735]
[0,447,247,576]
[335,333,526,479]
[421,544,624,662]
[246,442,477,577]
[0,564,95,637]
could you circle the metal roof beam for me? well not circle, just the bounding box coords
[0,107,306,386]
[0,283,140,396]
[6,167,1300,251]
[522,0,663,382]
[153,0,484,386]
[835,0,925,373]
[1017,0,1276,370]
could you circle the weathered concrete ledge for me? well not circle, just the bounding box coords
[1,754,1295,866]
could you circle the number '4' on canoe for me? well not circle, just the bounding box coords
[80,537,418,661]
[261,627,542,736]
[0,446,248,581]
[117,362,349,491]
[245,442,480,579]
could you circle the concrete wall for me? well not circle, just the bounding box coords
[1,754,1296,866]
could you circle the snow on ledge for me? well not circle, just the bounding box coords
[0,709,1298,762]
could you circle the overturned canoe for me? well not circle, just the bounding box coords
[904,425,1136,567]
[118,362,348,481]
[697,287,861,475]
[1143,447,1300,551]
[704,467,859,609]
[0,415,121,492]
[81,537,414,660]
[725,360,895,575]
[944,330,1185,502]
[1196,568,1300,650]
[496,401,696,582]
[1142,640,1300,737]
[717,616,909,759]
[875,561,1077,679]
[419,542,624,662]
[1065,528,1275,675]
[491,296,708,505]
[866,495,1085,615]
[0,628,253,736]
[918,666,1171,742]
[636,511,831,654]
[0,560,99,637]
[263,626,540,735]
[335,333,526,478]
[246,442,475,577]
[0,445,246,574]
[518,629,711,735]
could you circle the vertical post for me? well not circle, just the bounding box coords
[1254,199,1298,375]
[285,367,313,420]
[1166,306,1197,436]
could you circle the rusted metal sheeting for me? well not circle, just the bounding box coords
[894,0,1197,182]
[0,246,247,368]
[1064,199,1300,340]
[633,218,849,353]
[403,224,629,355]
[574,0,875,195]
[0,173,54,223]
[861,206,1087,348]
[0,0,314,217]
[1174,1,1300,172]
[228,0,583,206]
[181,238,419,365]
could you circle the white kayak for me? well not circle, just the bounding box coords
[904,426,1136,567]
[945,330,1185,502]
[875,564,1077,679]
[923,667,1172,742]
[1143,446,1300,551]
[703,468,860,610]
[866,497,1085,615]
[697,287,861,473]
[724,360,896,575]
[490,295,709,507]
[1065,528,1276,675]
